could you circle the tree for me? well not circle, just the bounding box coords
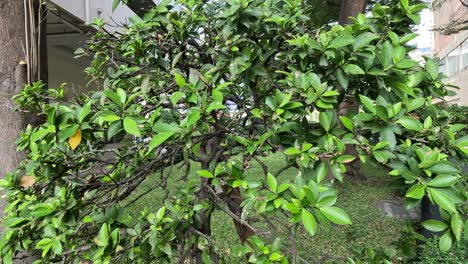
[338,0,368,24]
[0,0,48,209]
[0,0,466,263]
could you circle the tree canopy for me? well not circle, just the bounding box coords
[0,0,466,263]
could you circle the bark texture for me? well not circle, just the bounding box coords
[338,0,368,25]
[0,6,47,259]
[0,0,29,181]
[337,0,368,178]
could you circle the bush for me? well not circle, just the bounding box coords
[1,0,466,263]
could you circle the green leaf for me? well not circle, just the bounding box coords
[284,147,301,155]
[319,111,334,132]
[123,117,140,136]
[156,206,166,221]
[425,59,439,80]
[464,220,468,240]
[406,184,425,199]
[422,220,448,232]
[319,207,352,225]
[376,105,389,121]
[328,35,355,49]
[112,0,121,11]
[116,88,127,105]
[429,164,459,175]
[400,0,409,9]
[170,92,184,106]
[31,205,55,217]
[407,98,425,112]
[344,64,365,75]
[4,217,28,227]
[95,224,109,247]
[206,102,226,113]
[336,69,349,89]
[379,41,393,67]
[198,170,213,178]
[353,32,379,51]
[359,95,376,114]
[148,132,174,152]
[301,209,317,236]
[428,175,458,187]
[339,116,354,132]
[174,73,186,88]
[51,240,62,255]
[439,231,453,252]
[397,116,423,131]
[267,173,278,193]
[104,90,123,107]
[423,116,433,129]
[316,161,328,183]
[373,150,388,164]
[78,101,92,123]
[393,46,406,63]
[336,155,355,164]
[381,126,396,150]
[212,89,223,103]
[269,252,283,261]
[451,213,463,241]
[430,188,457,213]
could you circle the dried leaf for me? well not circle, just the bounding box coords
[20,176,36,188]
[69,129,82,150]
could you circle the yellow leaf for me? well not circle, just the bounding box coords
[20,175,36,188]
[69,129,82,150]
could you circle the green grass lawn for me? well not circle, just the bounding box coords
[124,153,410,262]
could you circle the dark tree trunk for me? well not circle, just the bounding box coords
[0,0,30,188]
[337,0,368,178]
[338,0,368,25]
[0,2,47,263]
[223,186,255,244]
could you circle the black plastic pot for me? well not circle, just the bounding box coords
[420,196,444,238]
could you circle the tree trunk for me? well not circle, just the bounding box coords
[0,2,47,263]
[0,0,30,185]
[337,0,368,178]
[222,186,255,244]
[0,0,48,196]
[338,0,368,25]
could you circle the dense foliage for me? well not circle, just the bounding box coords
[1,0,466,263]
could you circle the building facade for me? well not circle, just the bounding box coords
[47,0,157,96]
[432,0,468,105]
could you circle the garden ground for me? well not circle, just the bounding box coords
[124,153,466,263]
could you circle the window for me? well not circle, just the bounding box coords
[439,57,447,75]
[462,39,468,70]
[447,46,460,76]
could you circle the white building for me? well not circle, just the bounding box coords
[47,0,158,96]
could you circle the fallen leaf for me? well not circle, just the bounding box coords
[69,129,82,150]
[20,176,36,188]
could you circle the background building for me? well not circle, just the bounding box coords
[432,0,468,105]
[47,0,158,96]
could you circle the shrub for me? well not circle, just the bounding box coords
[1,0,466,263]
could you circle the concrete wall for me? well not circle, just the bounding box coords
[432,0,468,105]
[432,0,468,54]
[446,68,468,105]
[47,44,93,99]
[52,0,136,29]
